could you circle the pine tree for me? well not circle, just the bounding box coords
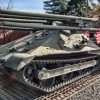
[44,0,99,17]
[66,0,91,17]
[44,0,91,16]
[44,0,68,14]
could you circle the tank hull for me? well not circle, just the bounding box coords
[0,30,99,92]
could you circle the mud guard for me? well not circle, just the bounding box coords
[4,53,35,71]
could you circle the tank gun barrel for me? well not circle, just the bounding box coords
[0,26,32,30]
[0,17,47,24]
[0,14,61,21]
[0,9,97,22]
[0,9,99,31]
[3,21,100,31]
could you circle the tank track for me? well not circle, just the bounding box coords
[20,52,99,92]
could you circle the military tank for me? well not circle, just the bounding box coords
[0,9,100,92]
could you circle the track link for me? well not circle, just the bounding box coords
[0,66,100,100]
[36,66,100,100]
[22,53,99,92]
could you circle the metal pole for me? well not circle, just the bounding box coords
[0,17,47,23]
[0,9,97,21]
[3,21,100,31]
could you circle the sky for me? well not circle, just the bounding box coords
[0,0,45,12]
[0,0,99,13]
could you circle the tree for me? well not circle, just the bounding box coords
[44,0,100,17]
[7,0,13,9]
[92,4,100,17]
[0,0,13,9]
[44,0,67,14]
[66,0,93,17]
[44,0,92,16]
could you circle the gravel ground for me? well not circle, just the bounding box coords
[68,80,100,100]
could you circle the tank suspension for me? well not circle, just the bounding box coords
[38,60,97,80]
[23,53,99,92]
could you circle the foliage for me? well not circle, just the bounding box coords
[44,0,100,17]
[66,0,89,16]
[44,0,68,14]
[92,4,100,17]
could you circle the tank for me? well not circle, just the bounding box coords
[0,29,99,92]
[0,9,100,92]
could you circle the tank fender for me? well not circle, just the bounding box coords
[4,53,35,71]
